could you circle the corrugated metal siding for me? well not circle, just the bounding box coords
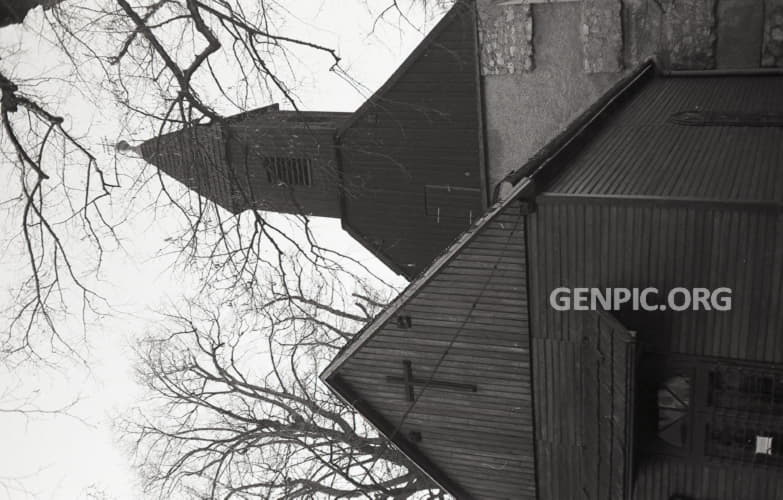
[528,201,783,500]
[335,204,535,499]
[141,124,236,212]
[339,1,484,278]
[546,76,783,202]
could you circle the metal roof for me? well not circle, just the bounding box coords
[546,72,783,203]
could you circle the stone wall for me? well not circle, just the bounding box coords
[624,0,717,69]
[763,0,783,66]
[662,0,717,68]
[480,2,622,188]
[478,1,534,74]
[582,0,624,72]
[479,0,781,75]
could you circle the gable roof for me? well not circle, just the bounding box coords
[335,0,488,280]
[325,59,659,370]
[321,61,655,498]
[322,189,536,499]
[322,178,535,380]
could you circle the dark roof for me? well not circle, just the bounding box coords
[335,0,487,280]
[335,0,477,141]
[139,123,239,213]
[325,63,783,373]
[322,175,535,378]
[138,0,484,280]
[545,71,783,204]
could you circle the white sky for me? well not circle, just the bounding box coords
[0,2,444,498]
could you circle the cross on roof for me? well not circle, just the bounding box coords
[386,360,477,402]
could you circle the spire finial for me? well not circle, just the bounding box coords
[116,140,141,156]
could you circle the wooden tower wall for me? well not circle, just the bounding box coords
[225,119,342,217]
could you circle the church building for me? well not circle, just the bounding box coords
[137,0,783,498]
[322,62,783,499]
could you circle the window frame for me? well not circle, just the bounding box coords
[639,356,697,457]
[639,353,783,469]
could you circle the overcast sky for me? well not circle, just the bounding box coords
[0,2,442,498]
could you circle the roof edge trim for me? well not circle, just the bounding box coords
[661,68,783,77]
[324,375,474,499]
[339,218,413,278]
[537,193,783,213]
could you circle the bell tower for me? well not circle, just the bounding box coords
[133,104,350,217]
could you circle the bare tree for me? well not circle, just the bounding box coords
[0,67,119,360]
[1,0,449,356]
[128,296,443,499]
[1,1,449,497]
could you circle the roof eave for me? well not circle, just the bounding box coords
[322,375,474,499]
[339,220,414,279]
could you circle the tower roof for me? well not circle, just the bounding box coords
[136,0,486,280]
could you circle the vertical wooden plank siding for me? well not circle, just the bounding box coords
[339,2,485,278]
[140,117,344,217]
[579,311,637,500]
[528,200,783,500]
[530,200,783,362]
[633,459,783,500]
[336,204,535,499]
[226,122,341,217]
[532,307,636,500]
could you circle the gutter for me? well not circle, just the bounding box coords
[660,67,783,77]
